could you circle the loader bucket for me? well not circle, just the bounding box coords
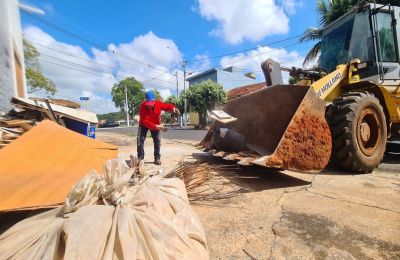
[201,85,332,172]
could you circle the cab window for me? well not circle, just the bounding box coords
[376,12,397,62]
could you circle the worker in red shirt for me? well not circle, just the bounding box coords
[137,91,180,165]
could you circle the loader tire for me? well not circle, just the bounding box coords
[327,92,387,173]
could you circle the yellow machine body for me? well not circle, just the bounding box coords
[201,3,400,172]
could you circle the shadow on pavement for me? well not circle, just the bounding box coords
[232,165,311,192]
[382,152,400,165]
[381,141,400,166]
[191,152,311,193]
[294,141,400,176]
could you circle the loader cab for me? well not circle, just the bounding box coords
[319,3,400,86]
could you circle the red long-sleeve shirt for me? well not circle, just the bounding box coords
[139,100,175,131]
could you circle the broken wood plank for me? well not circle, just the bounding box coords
[44,100,60,124]
[39,104,58,123]
[1,135,19,140]
[0,119,33,127]
[0,127,23,135]
[19,123,33,131]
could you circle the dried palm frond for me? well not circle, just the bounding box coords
[166,159,253,203]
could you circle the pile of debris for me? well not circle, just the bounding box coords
[0,120,211,258]
[0,96,97,149]
[0,108,38,149]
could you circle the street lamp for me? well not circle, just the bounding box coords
[19,3,45,16]
[182,64,193,127]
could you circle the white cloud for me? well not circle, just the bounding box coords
[195,0,298,44]
[23,26,189,113]
[159,88,172,100]
[111,31,182,82]
[220,45,304,83]
[281,0,303,15]
[188,54,211,72]
[81,91,118,114]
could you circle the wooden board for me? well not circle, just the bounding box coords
[0,127,23,135]
[12,97,98,124]
[0,119,33,127]
[0,120,118,212]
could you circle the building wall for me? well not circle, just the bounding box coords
[216,70,255,91]
[0,0,26,113]
[189,111,199,125]
[187,67,255,91]
[186,66,255,125]
[187,71,218,87]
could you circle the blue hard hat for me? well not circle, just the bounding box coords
[145,91,155,101]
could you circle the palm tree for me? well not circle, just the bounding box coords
[301,0,400,66]
[301,0,355,66]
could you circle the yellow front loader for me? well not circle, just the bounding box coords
[201,3,400,173]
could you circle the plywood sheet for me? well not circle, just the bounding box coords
[0,120,118,212]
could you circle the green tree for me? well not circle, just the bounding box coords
[111,77,145,119]
[162,94,185,124]
[165,95,184,113]
[97,111,126,122]
[150,89,162,101]
[185,80,227,128]
[301,0,400,65]
[24,39,56,95]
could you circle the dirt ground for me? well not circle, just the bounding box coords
[97,131,400,259]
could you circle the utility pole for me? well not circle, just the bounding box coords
[175,71,179,96]
[125,85,129,127]
[183,61,188,127]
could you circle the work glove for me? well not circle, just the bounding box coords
[173,108,180,115]
[156,124,168,132]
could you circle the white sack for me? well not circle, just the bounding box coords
[0,158,208,259]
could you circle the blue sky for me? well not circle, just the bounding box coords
[20,0,319,113]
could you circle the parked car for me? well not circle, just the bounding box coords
[99,120,120,128]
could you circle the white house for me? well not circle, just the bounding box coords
[0,0,26,113]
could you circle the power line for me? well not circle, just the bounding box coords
[30,0,108,48]
[24,11,174,74]
[40,55,120,79]
[221,46,313,68]
[28,39,176,84]
[22,8,312,86]
[39,54,175,88]
[186,34,303,63]
[217,43,310,67]
[188,42,312,76]
[141,63,180,83]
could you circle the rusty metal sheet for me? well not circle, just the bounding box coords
[253,88,331,171]
[0,120,118,212]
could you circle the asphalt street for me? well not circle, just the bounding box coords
[98,126,400,172]
[97,125,207,142]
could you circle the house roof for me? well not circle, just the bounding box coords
[227,82,266,100]
[186,68,217,81]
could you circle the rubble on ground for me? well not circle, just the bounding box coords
[0,158,209,259]
[0,97,98,149]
